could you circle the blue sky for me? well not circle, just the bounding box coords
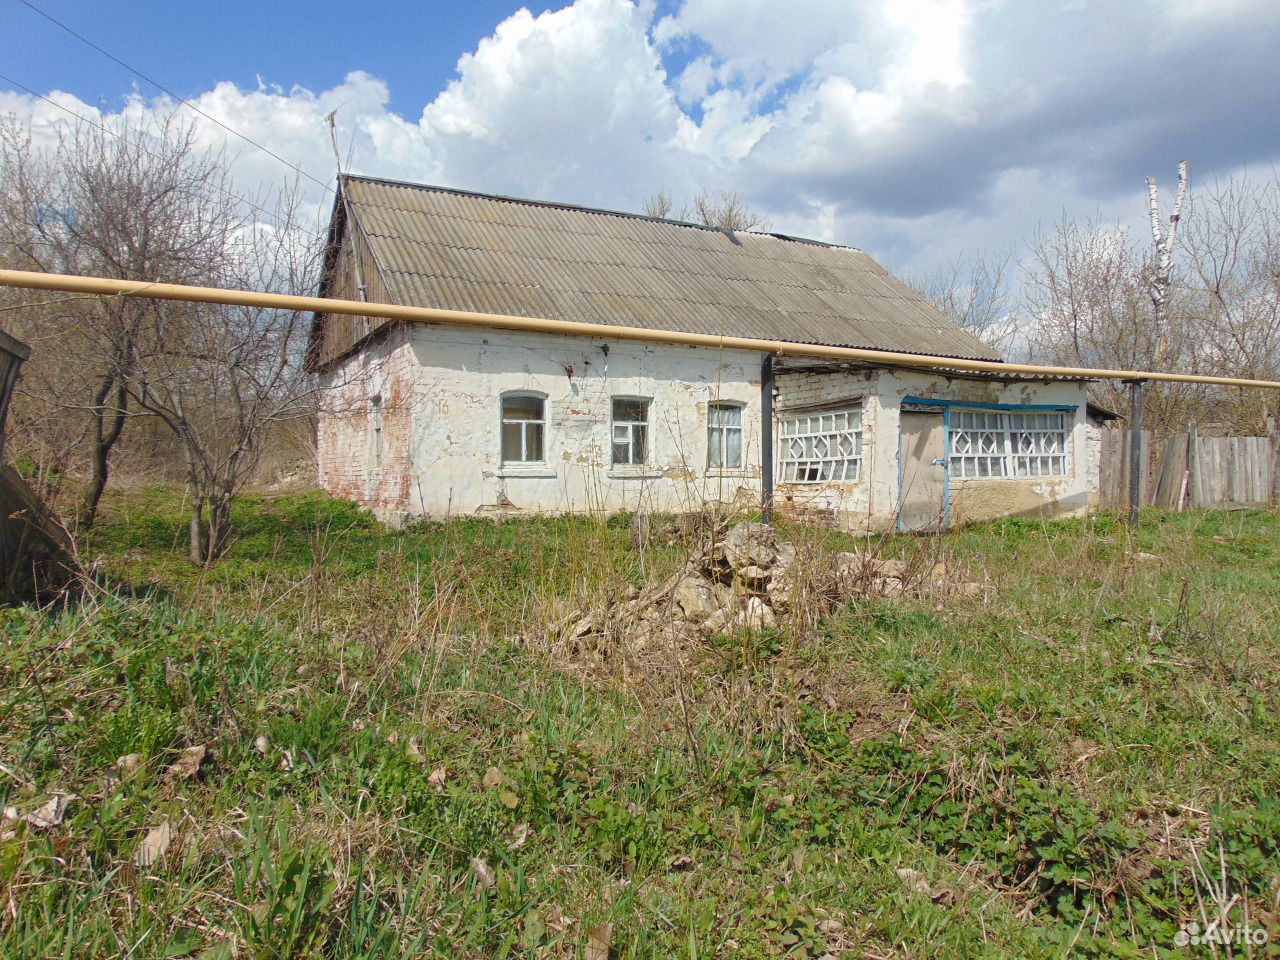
[3,1,564,118]
[3,0,1280,278]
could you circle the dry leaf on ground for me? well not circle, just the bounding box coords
[134,819,173,867]
[163,745,206,783]
[510,822,530,849]
[25,795,73,829]
[586,922,613,960]
[471,856,496,889]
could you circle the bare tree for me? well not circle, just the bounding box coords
[130,186,320,563]
[907,250,1020,354]
[0,116,240,527]
[1182,172,1280,431]
[642,189,767,231]
[1024,165,1280,434]
[1,114,323,561]
[1022,214,1205,433]
[1146,161,1189,352]
[642,190,675,219]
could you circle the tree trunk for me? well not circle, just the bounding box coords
[188,495,204,566]
[206,491,233,565]
[78,373,128,530]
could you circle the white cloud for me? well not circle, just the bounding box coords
[418,0,685,204]
[880,0,969,93]
[654,0,860,88]
[674,54,716,105]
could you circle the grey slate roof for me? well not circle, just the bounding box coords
[336,175,1003,362]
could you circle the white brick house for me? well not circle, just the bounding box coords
[309,176,1094,531]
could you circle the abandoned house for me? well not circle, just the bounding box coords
[308,174,1096,531]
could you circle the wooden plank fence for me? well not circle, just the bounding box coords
[1097,423,1278,511]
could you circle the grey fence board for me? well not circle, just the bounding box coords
[1097,425,1275,511]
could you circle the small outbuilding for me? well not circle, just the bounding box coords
[309,175,1095,531]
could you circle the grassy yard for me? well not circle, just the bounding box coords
[1,487,1277,958]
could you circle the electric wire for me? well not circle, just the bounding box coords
[0,72,327,243]
[14,0,334,194]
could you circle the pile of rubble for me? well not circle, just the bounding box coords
[558,521,979,650]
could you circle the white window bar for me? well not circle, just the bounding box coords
[708,402,743,469]
[778,406,862,483]
[500,394,545,463]
[611,398,649,465]
[949,409,1069,479]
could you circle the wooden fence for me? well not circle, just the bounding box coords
[1097,424,1278,510]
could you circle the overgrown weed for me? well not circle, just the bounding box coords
[0,488,1275,957]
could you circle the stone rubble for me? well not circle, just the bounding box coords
[557,520,981,649]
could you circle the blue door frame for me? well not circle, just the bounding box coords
[897,397,1077,532]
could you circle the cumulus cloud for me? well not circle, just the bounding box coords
[3,0,1279,280]
[419,0,686,203]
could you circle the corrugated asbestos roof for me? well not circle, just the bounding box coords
[334,175,1004,362]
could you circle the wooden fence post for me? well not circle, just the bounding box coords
[1128,381,1145,529]
[1187,421,1199,509]
[1269,418,1279,504]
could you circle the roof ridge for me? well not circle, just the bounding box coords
[340,172,856,251]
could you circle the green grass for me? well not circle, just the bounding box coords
[1,487,1277,958]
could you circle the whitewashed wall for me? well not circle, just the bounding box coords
[318,328,1094,529]
[1084,420,1104,509]
[317,324,418,513]
[879,370,1093,527]
[774,366,1093,530]
[320,322,765,521]
[769,365,884,523]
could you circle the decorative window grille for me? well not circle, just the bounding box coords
[611,398,649,465]
[949,409,1069,479]
[501,394,545,462]
[778,407,862,483]
[708,402,743,469]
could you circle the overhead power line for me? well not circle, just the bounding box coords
[15,0,334,194]
[0,72,327,243]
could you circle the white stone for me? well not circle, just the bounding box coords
[672,575,722,623]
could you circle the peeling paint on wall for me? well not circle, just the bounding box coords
[774,366,1093,531]
[318,323,764,521]
[317,327,1093,531]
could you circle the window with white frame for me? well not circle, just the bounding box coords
[501,394,545,463]
[708,402,743,469]
[949,409,1070,479]
[778,406,862,483]
[611,398,649,465]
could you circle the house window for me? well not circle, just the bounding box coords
[611,398,649,465]
[501,394,545,463]
[708,402,743,469]
[778,407,862,483]
[949,409,1069,479]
